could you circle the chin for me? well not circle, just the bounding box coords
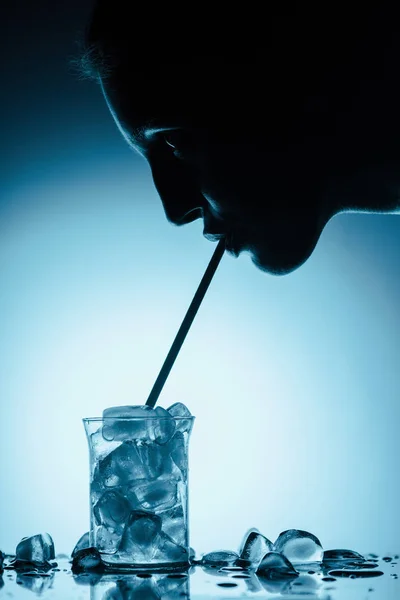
[246,235,320,276]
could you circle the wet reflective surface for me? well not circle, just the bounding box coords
[0,554,398,599]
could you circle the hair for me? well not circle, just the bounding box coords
[70,0,257,84]
[70,0,399,95]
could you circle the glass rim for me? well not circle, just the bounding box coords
[82,416,195,422]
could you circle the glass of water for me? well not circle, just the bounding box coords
[83,410,194,571]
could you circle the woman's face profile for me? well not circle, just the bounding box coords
[99,46,399,275]
[101,61,337,276]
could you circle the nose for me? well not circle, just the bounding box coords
[148,150,205,225]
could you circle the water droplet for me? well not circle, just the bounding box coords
[217,582,238,587]
[322,576,336,582]
[232,574,250,579]
[383,556,392,562]
[328,569,384,579]
[136,573,152,578]
[308,570,315,574]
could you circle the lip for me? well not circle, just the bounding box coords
[203,228,243,257]
[225,232,242,257]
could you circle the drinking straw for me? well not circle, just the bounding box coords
[145,238,225,408]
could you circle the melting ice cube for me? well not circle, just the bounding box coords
[71,532,90,558]
[96,525,123,555]
[90,427,121,461]
[152,406,176,444]
[322,548,367,571]
[72,547,104,572]
[119,511,162,562]
[102,406,156,442]
[153,532,188,563]
[136,441,175,480]
[167,402,193,433]
[167,431,188,478]
[257,551,298,578]
[239,528,273,568]
[159,505,186,546]
[131,479,178,512]
[274,529,323,564]
[323,548,365,562]
[16,533,55,565]
[97,442,155,487]
[201,550,240,567]
[102,405,176,445]
[94,490,131,529]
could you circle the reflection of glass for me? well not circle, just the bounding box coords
[84,415,194,571]
[90,572,190,600]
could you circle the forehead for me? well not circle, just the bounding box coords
[100,60,259,147]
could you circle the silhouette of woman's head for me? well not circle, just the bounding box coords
[76,2,400,274]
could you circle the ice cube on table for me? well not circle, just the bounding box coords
[239,528,273,569]
[323,548,365,562]
[131,478,178,512]
[94,490,131,529]
[257,551,298,578]
[322,548,367,571]
[119,511,162,562]
[16,533,55,565]
[97,442,155,487]
[201,550,240,567]
[167,402,193,433]
[102,406,156,442]
[72,547,104,572]
[274,529,323,564]
[71,532,90,558]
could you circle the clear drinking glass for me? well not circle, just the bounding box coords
[83,413,194,571]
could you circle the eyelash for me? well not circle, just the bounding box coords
[162,131,193,160]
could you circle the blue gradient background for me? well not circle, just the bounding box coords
[1,1,399,558]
